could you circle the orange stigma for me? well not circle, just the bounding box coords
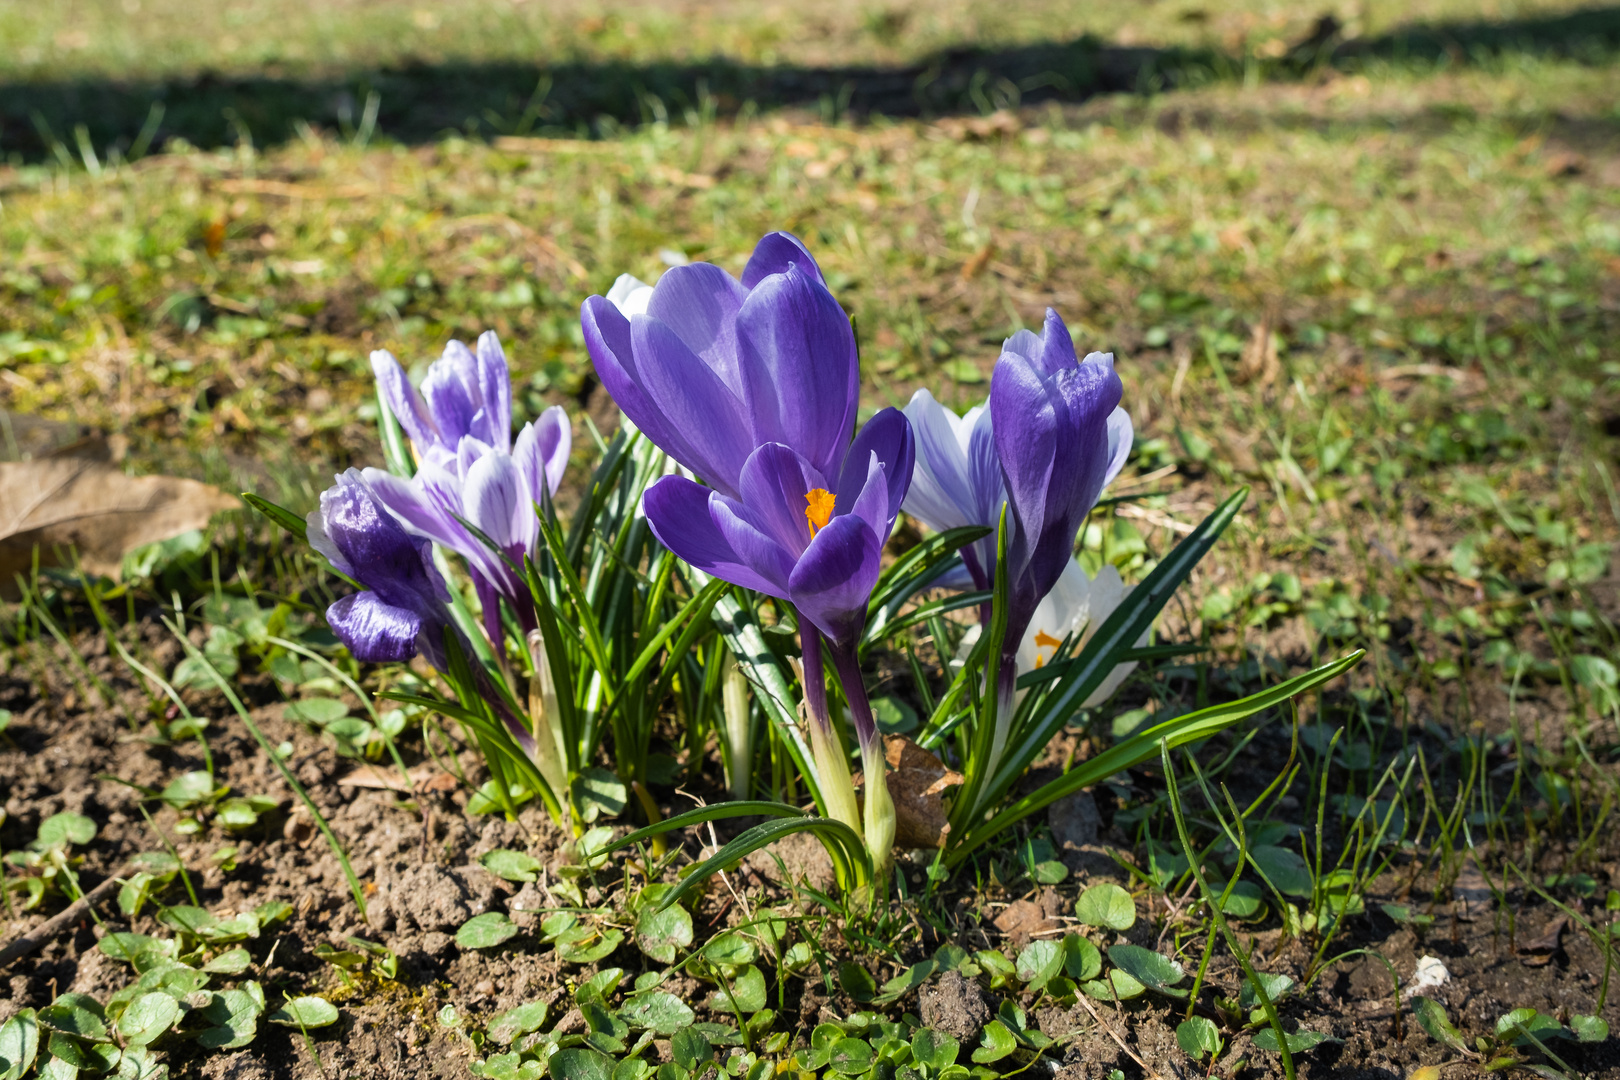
[1034,630,1063,649]
[805,488,836,536]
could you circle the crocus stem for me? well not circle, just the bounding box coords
[801,630,862,842]
[830,643,895,883]
[981,657,1018,790]
[721,652,753,802]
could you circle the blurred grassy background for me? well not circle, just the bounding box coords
[0,3,1617,696]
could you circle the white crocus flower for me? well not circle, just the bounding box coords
[605,273,654,316]
[954,558,1146,708]
[1019,558,1147,707]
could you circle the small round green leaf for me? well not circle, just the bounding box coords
[481,849,544,883]
[671,1028,714,1070]
[1176,1017,1220,1061]
[0,1009,40,1079]
[39,994,106,1039]
[284,698,349,725]
[619,993,693,1036]
[970,1021,1017,1064]
[456,912,519,950]
[634,903,693,964]
[1572,1015,1609,1043]
[488,1001,549,1045]
[117,993,179,1046]
[1253,1028,1329,1054]
[267,997,339,1029]
[36,812,97,850]
[911,1028,960,1071]
[1107,944,1185,993]
[1015,940,1064,992]
[1062,934,1102,982]
[549,1047,614,1080]
[828,1038,875,1075]
[1074,883,1135,931]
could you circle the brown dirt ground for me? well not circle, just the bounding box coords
[2,615,1618,1079]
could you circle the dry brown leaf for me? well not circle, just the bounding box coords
[338,761,459,793]
[884,735,963,849]
[0,454,238,595]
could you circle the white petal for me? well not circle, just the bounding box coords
[606,273,656,316]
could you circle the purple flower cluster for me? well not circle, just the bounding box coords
[306,230,1132,860]
[310,332,570,662]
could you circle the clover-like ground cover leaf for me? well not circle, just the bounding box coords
[1074,883,1135,931]
[1253,1028,1331,1053]
[38,994,106,1040]
[828,1038,875,1075]
[671,1029,714,1070]
[1015,940,1064,992]
[117,993,179,1046]
[911,1028,960,1071]
[195,989,262,1049]
[488,1002,549,1045]
[1572,1015,1609,1043]
[0,1009,39,1080]
[1108,944,1186,996]
[1176,1017,1221,1060]
[35,812,97,850]
[619,993,693,1036]
[457,912,520,950]
[482,849,544,883]
[634,901,693,964]
[267,997,339,1029]
[970,1021,1017,1064]
[549,1047,614,1080]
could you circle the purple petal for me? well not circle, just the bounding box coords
[735,263,858,481]
[1033,308,1081,376]
[364,467,464,550]
[843,451,891,541]
[462,451,530,556]
[837,407,913,527]
[736,442,827,555]
[421,340,481,448]
[513,408,572,503]
[370,350,435,453]
[645,262,749,395]
[740,231,825,288]
[990,353,1058,552]
[643,476,794,597]
[788,514,882,646]
[475,331,513,452]
[327,591,423,663]
[581,296,753,498]
[629,315,757,495]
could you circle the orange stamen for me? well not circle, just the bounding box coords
[1034,630,1063,649]
[805,488,836,536]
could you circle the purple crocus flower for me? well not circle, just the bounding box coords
[307,469,452,667]
[372,332,514,472]
[991,310,1128,649]
[581,232,910,867]
[581,232,859,502]
[902,310,1128,771]
[367,332,571,645]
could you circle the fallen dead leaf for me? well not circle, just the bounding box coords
[884,735,963,849]
[1520,914,1566,966]
[993,897,1061,948]
[0,451,238,597]
[338,761,459,793]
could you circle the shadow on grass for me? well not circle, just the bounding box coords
[3,5,1619,161]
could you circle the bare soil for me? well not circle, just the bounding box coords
[2,619,1617,1079]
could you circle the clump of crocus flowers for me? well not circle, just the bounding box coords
[306,230,1143,881]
